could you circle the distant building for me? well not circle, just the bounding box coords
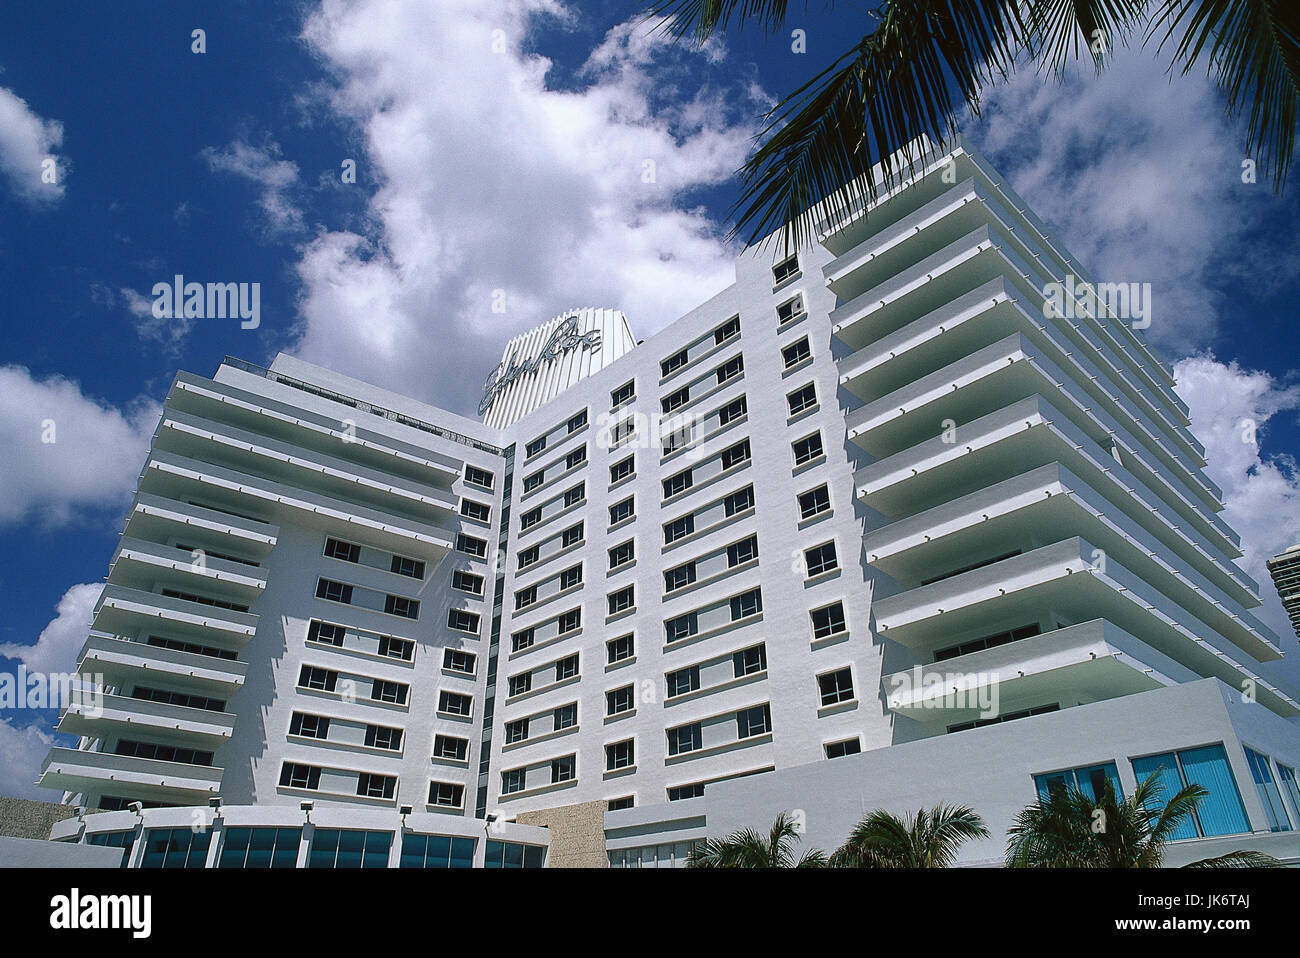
[1267,544,1300,640]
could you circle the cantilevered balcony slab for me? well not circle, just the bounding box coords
[92,584,258,647]
[77,633,247,694]
[108,536,267,601]
[38,747,221,804]
[882,619,1191,727]
[57,691,236,746]
[123,493,278,559]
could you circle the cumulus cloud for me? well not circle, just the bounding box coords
[202,138,304,234]
[0,718,59,800]
[0,366,159,526]
[0,84,65,203]
[0,582,101,675]
[286,0,762,413]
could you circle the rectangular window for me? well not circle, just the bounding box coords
[661,386,690,414]
[564,482,585,507]
[324,538,361,563]
[811,601,847,639]
[669,783,705,801]
[714,315,740,345]
[721,438,751,469]
[505,719,529,744]
[562,523,584,547]
[665,612,699,643]
[773,254,799,284]
[663,470,693,499]
[718,396,747,426]
[443,649,476,674]
[611,418,636,446]
[290,712,330,739]
[552,755,576,783]
[607,586,635,615]
[799,484,831,519]
[787,383,818,416]
[518,545,540,569]
[364,725,403,751]
[384,594,420,619]
[558,608,582,634]
[559,564,583,590]
[502,769,526,794]
[1244,748,1293,832]
[716,355,744,385]
[526,437,546,458]
[776,294,804,325]
[452,570,484,596]
[730,589,762,620]
[608,796,634,811]
[664,514,695,544]
[460,499,490,522]
[782,337,811,368]
[316,579,353,604]
[298,666,337,692]
[520,507,542,530]
[609,456,635,484]
[511,628,535,653]
[307,829,391,869]
[371,680,409,705]
[508,673,532,696]
[428,783,466,809]
[667,723,702,755]
[727,534,759,568]
[456,533,487,558]
[805,542,838,577]
[390,555,425,579]
[661,349,689,377]
[567,410,588,433]
[515,586,538,610]
[724,486,754,516]
[733,644,767,677]
[565,446,587,469]
[607,634,634,664]
[447,609,480,633]
[280,763,321,791]
[555,654,579,681]
[1036,763,1124,805]
[307,620,346,647]
[664,561,697,592]
[433,735,468,761]
[606,686,635,716]
[609,497,634,526]
[826,738,861,759]
[606,740,635,771]
[522,472,543,493]
[737,704,772,738]
[609,541,635,569]
[464,465,494,490]
[439,691,472,717]
[818,668,854,706]
[378,635,414,661]
[216,826,300,869]
[611,380,635,408]
[667,665,700,698]
[554,703,578,729]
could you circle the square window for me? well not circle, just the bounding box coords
[799,484,831,519]
[737,703,772,738]
[730,589,762,620]
[552,755,576,783]
[664,515,695,543]
[714,315,741,345]
[460,499,491,522]
[554,703,578,729]
[818,668,854,706]
[610,456,635,484]
[324,538,360,563]
[773,254,799,285]
[567,410,588,433]
[606,740,635,771]
[609,497,634,526]
[611,381,635,408]
[664,561,697,592]
[606,686,634,716]
[607,634,634,664]
[667,665,700,697]
[667,723,702,755]
[718,396,747,426]
[782,337,811,368]
[805,542,838,577]
[727,535,759,568]
[787,384,817,417]
[661,349,689,377]
[811,602,847,639]
[716,355,744,385]
[609,540,635,569]
[555,654,579,681]
[665,612,699,643]
[464,465,494,490]
[733,644,767,677]
[608,586,635,615]
[777,294,804,325]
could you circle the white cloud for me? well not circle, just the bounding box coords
[286,0,761,412]
[0,582,101,675]
[0,366,159,526]
[202,138,304,234]
[0,84,64,203]
[0,718,59,801]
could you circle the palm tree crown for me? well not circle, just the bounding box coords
[830,804,990,867]
[687,810,828,867]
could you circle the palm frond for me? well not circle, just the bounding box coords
[1184,849,1283,868]
[1025,0,1149,75]
[646,0,807,41]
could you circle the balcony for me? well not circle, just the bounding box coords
[92,584,258,647]
[108,536,267,602]
[38,746,222,804]
[57,691,236,746]
[124,493,279,559]
[76,633,247,694]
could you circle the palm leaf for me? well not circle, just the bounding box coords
[1184,849,1283,867]
[646,0,810,41]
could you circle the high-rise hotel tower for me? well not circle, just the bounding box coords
[41,138,1300,867]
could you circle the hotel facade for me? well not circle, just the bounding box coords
[36,138,1300,867]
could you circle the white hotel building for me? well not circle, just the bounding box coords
[39,139,1300,867]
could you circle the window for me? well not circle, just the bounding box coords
[611,380,635,408]
[715,315,740,345]
[484,840,547,869]
[662,386,690,414]
[609,540,635,569]
[736,704,772,738]
[316,578,353,604]
[565,446,587,469]
[606,685,635,716]
[115,740,213,765]
[502,769,527,794]
[773,253,799,284]
[718,396,747,426]
[456,533,487,558]
[799,484,831,519]
[568,410,588,433]
[401,831,474,868]
[935,623,1040,661]
[384,594,420,619]
[452,570,484,596]
[554,703,578,729]
[523,472,543,493]
[140,828,212,869]
[608,634,634,664]
[559,564,583,590]
[558,608,582,634]
[663,470,693,499]
[460,499,490,522]
[391,555,425,579]
[526,436,546,458]
[307,620,346,647]
[777,294,804,325]
[464,465,494,490]
[217,827,301,869]
[787,383,817,416]
[606,740,635,771]
[805,542,839,577]
[508,673,532,696]
[371,679,409,705]
[664,561,697,592]
[378,635,414,661]
[733,644,767,677]
[782,337,811,368]
[811,601,847,639]
[610,456,635,484]
[439,691,472,716]
[427,783,466,810]
[716,355,744,385]
[667,665,700,697]
[665,611,699,642]
[664,514,695,544]
[290,712,330,740]
[826,738,861,759]
[722,439,751,470]
[308,829,391,869]
[724,486,755,516]
[298,665,338,692]
[364,725,403,751]
[515,586,538,611]
[667,723,702,755]
[564,482,585,507]
[818,668,854,706]
[733,582,759,621]
[608,585,635,615]
[511,628,535,653]
[324,537,360,563]
[609,497,634,526]
[727,535,759,568]
[443,648,476,674]
[562,523,584,547]
[555,654,579,681]
[1279,764,1300,824]
[447,609,480,633]
[552,755,576,783]
[280,762,321,791]
[608,796,634,811]
[1244,748,1293,832]
[505,719,529,744]
[518,545,540,569]
[433,735,468,761]
[358,769,397,800]
[520,507,542,530]
[1035,763,1124,804]
[661,349,688,377]
[159,587,249,611]
[669,783,705,802]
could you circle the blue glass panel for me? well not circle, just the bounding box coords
[1278,765,1300,825]
[271,828,301,868]
[1179,744,1250,837]
[308,828,339,868]
[450,837,474,868]
[1132,754,1198,840]
[1244,748,1292,832]
[399,833,427,869]
[361,831,391,868]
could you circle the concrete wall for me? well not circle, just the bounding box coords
[0,796,77,841]
[516,800,609,868]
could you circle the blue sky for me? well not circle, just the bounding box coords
[1,0,1298,796]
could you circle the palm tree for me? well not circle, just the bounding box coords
[647,0,1299,249]
[686,810,828,866]
[829,804,989,867]
[1006,771,1281,867]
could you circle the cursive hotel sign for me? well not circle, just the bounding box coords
[479,313,603,415]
